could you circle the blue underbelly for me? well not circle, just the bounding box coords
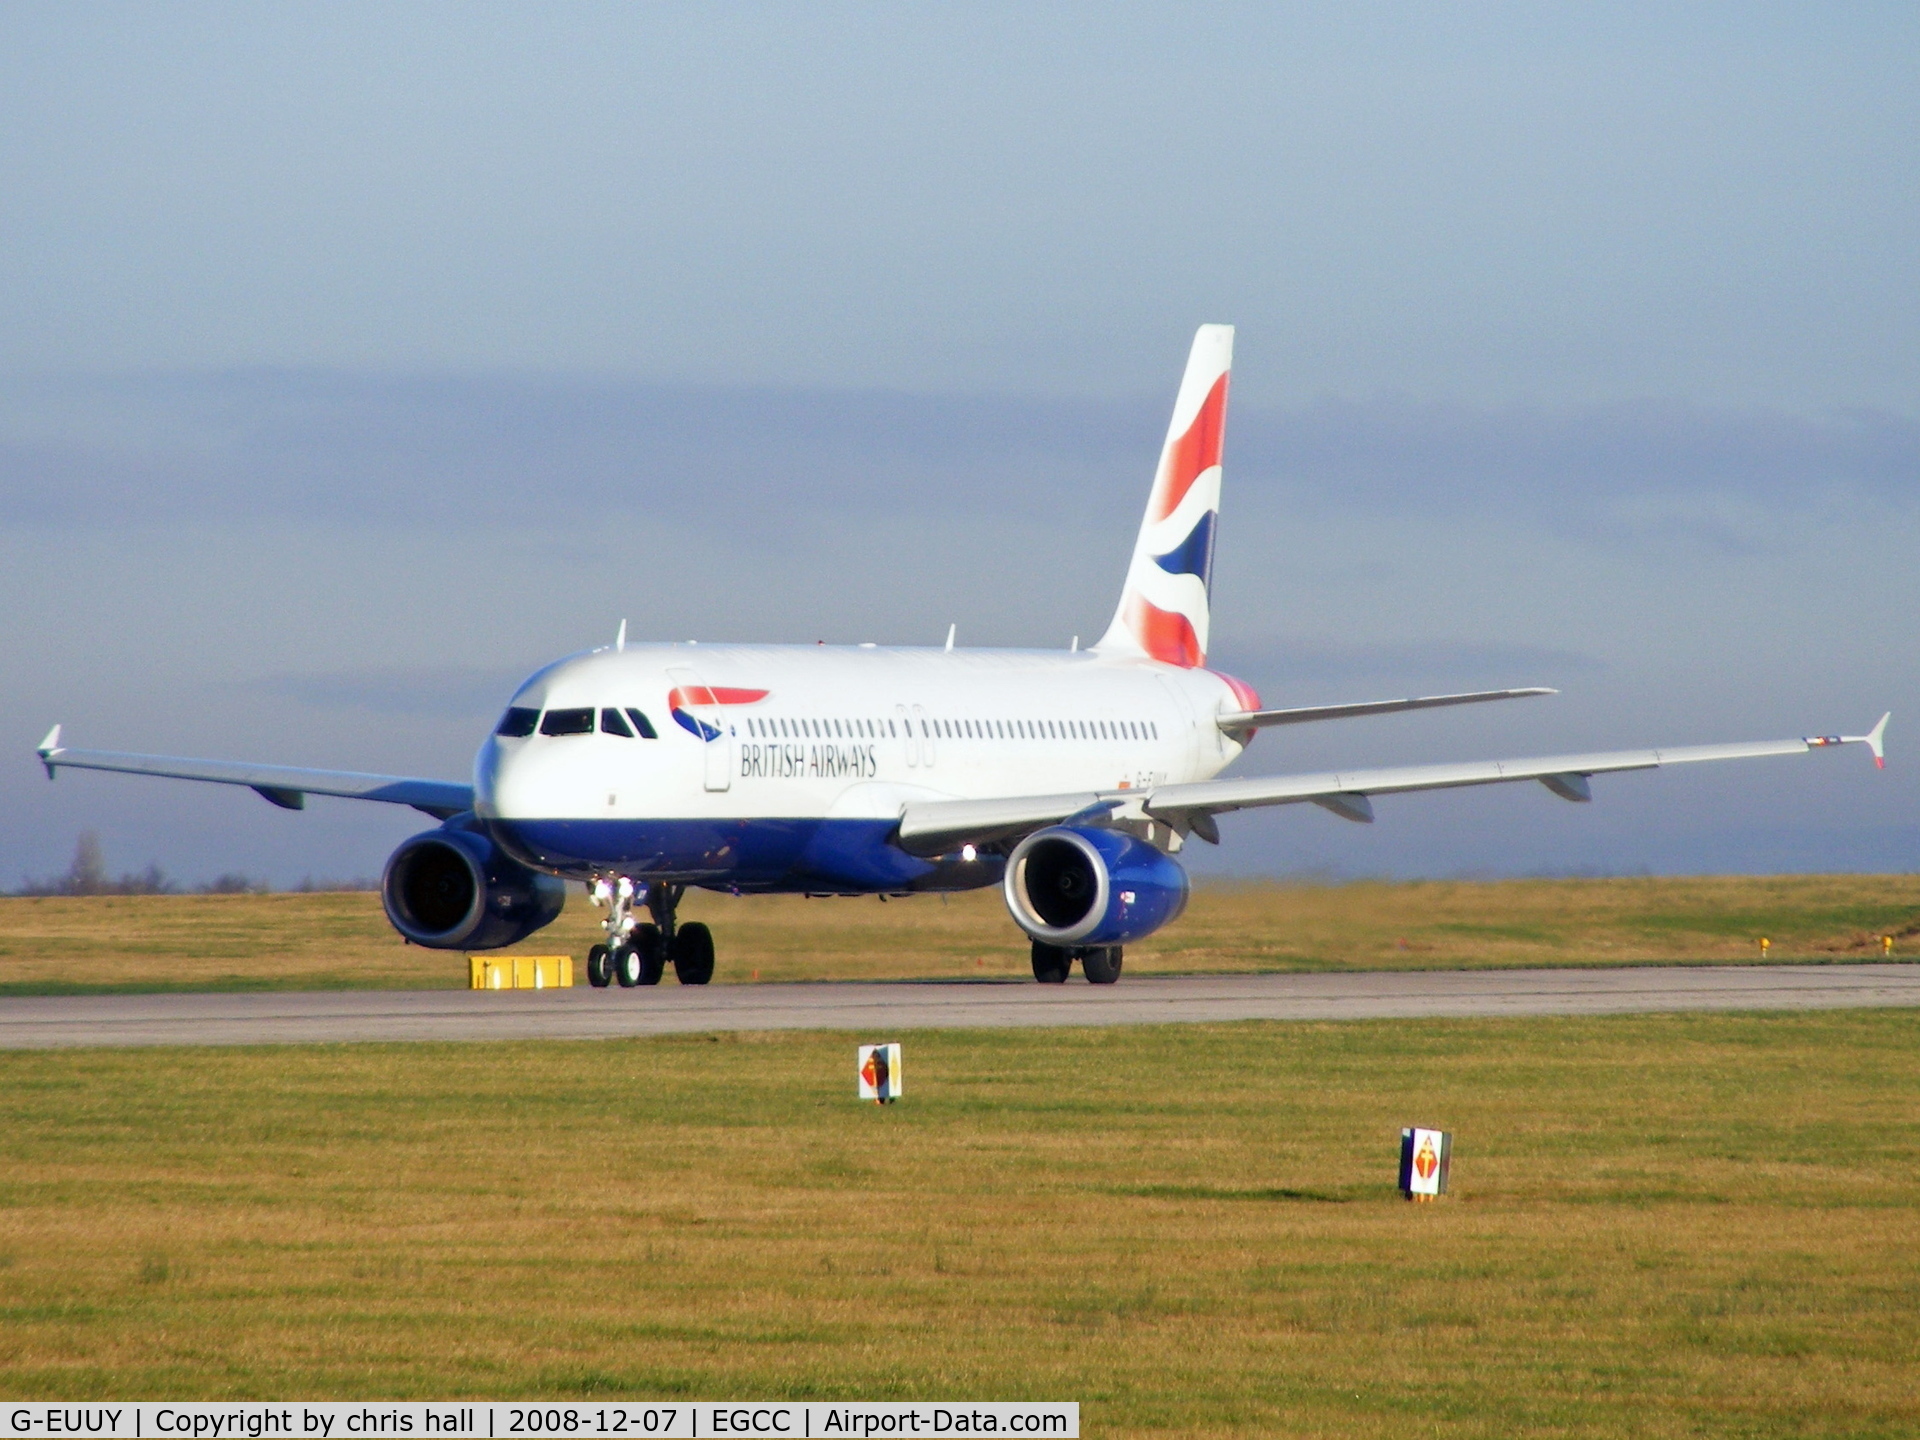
[489,816,940,892]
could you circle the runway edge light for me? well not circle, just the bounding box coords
[858,1043,902,1104]
[1400,1127,1452,1202]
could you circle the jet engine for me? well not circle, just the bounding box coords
[1002,826,1189,947]
[381,821,566,950]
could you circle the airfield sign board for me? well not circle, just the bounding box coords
[858,1042,902,1103]
[1399,1126,1452,1198]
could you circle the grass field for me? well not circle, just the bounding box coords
[0,1010,1915,1434]
[1,874,1916,993]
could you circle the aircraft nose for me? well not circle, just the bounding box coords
[474,736,525,818]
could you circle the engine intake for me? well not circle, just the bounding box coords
[1003,826,1189,947]
[381,823,566,951]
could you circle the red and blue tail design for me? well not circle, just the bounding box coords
[1095,325,1232,668]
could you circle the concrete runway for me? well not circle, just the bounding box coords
[2,963,1917,1049]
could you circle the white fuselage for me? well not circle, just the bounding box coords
[475,642,1252,889]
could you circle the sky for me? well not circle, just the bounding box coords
[2,3,1915,888]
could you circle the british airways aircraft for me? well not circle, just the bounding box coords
[35,326,1889,987]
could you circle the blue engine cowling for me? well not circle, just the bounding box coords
[1002,826,1189,947]
[381,821,567,951]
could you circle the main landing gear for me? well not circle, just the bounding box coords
[1031,941,1123,985]
[586,879,714,989]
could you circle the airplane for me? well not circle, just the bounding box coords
[34,325,1891,987]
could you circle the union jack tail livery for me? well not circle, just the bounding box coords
[1096,323,1233,668]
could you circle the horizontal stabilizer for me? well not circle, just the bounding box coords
[1217,687,1556,732]
[33,732,473,819]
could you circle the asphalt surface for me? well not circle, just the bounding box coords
[1,963,1917,1049]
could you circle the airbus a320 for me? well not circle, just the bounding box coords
[36,326,1890,985]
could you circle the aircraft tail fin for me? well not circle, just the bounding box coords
[1094,324,1233,667]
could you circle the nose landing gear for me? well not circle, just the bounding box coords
[586,879,709,988]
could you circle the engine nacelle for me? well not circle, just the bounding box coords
[381,822,566,951]
[1002,826,1189,947]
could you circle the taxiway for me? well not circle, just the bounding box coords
[1,963,1916,1048]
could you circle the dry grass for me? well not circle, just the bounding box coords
[0,1010,1916,1435]
[1,873,1917,993]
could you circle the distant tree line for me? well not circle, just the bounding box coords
[12,832,375,896]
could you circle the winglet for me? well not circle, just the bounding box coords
[1863,712,1890,769]
[36,724,62,779]
[1810,712,1891,769]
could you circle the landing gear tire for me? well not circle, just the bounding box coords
[1031,941,1072,984]
[1080,945,1123,984]
[586,944,612,988]
[613,943,643,988]
[673,921,716,985]
[635,923,667,985]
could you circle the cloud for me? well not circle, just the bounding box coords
[0,371,1147,532]
[3,373,1911,547]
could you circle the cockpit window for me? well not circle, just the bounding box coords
[600,708,634,738]
[539,707,595,736]
[495,706,539,738]
[626,707,659,739]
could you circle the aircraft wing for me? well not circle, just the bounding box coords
[1142,717,1888,840]
[894,715,1889,852]
[896,791,1115,857]
[34,726,473,820]
[1216,686,1556,731]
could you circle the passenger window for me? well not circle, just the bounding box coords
[495,706,539,738]
[540,707,595,736]
[625,708,659,739]
[601,708,634,738]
